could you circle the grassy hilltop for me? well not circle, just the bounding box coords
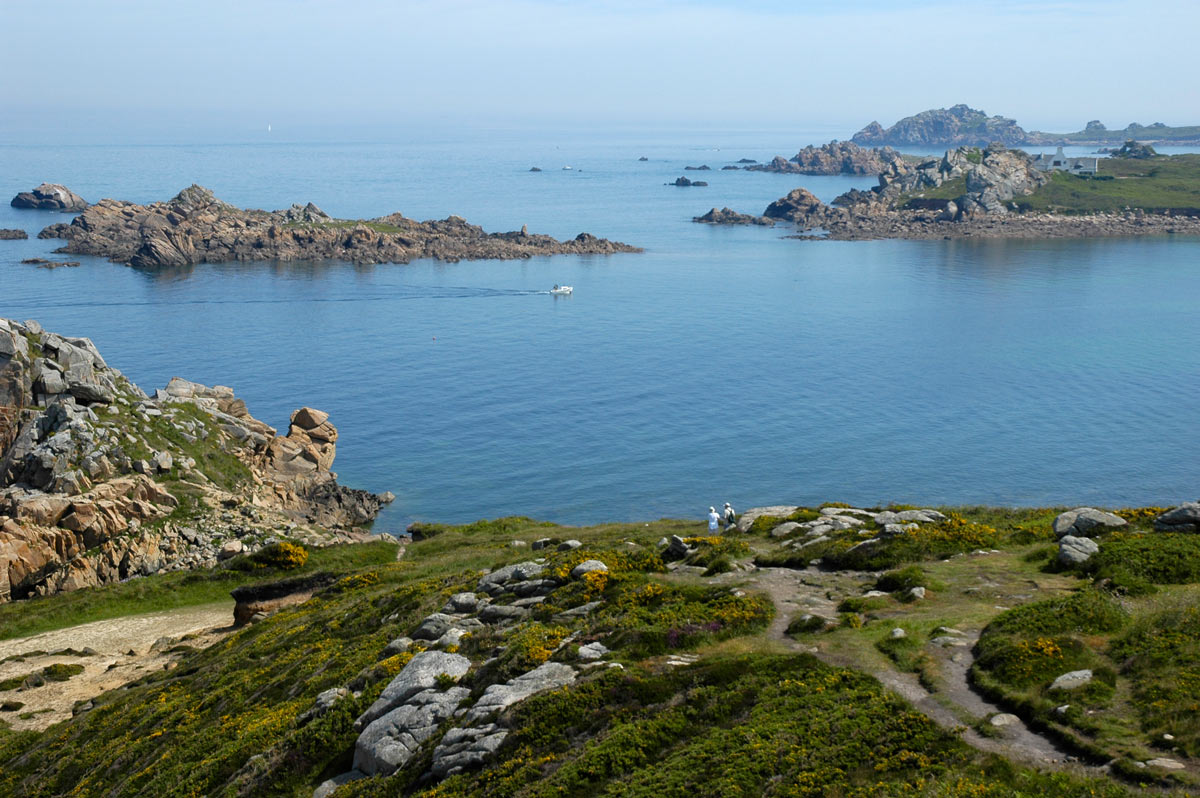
[1,506,1198,797]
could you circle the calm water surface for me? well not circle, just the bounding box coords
[1,129,1197,530]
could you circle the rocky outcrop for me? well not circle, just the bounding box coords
[1155,502,1200,533]
[693,207,774,226]
[763,188,830,223]
[230,572,338,626]
[11,184,89,212]
[851,105,1030,148]
[38,185,639,270]
[1112,140,1158,159]
[745,141,906,176]
[0,229,28,240]
[668,177,707,187]
[0,317,385,602]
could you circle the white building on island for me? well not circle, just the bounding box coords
[1032,146,1098,175]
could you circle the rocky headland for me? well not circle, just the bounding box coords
[10,184,90,212]
[35,185,639,270]
[0,317,388,602]
[703,145,1200,240]
[745,140,908,175]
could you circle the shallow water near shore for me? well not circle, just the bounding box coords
[1,128,1198,530]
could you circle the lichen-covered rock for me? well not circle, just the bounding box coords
[356,651,471,730]
[1057,535,1099,566]
[431,724,509,777]
[465,662,576,723]
[570,559,608,578]
[354,686,470,776]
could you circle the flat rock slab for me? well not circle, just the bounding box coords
[357,651,470,729]
[354,686,470,776]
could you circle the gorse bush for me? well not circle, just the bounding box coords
[250,541,309,570]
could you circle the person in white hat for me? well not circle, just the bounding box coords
[707,506,720,533]
[723,502,736,531]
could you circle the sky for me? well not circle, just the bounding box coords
[3,0,1198,142]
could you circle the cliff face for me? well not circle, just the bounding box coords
[851,104,1030,148]
[0,318,386,602]
[37,185,640,270]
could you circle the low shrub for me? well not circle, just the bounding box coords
[837,595,889,614]
[974,635,1097,689]
[1082,532,1200,587]
[875,565,939,593]
[824,513,1004,570]
[251,541,309,570]
[983,589,1128,637]
[41,663,84,682]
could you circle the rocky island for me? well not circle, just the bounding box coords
[0,317,387,602]
[35,185,639,270]
[700,145,1200,240]
[10,183,90,212]
[852,104,1200,148]
[744,140,909,175]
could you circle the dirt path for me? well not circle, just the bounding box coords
[748,566,1097,771]
[0,602,235,731]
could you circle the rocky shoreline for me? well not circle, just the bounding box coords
[32,184,639,270]
[701,145,1200,240]
[0,317,389,602]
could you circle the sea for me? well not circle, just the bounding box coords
[1,128,1197,531]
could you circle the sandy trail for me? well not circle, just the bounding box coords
[0,602,235,731]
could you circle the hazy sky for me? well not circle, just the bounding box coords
[4,0,1198,141]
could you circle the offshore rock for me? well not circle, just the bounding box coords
[11,183,90,212]
[693,207,774,226]
[0,229,29,240]
[38,184,639,269]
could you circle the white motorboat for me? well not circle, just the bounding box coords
[550,285,573,295]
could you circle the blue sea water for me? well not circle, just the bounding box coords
[1,128,1198,530]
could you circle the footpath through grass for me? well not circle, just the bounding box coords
[0,540,399,642]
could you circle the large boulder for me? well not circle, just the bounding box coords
[11,184,89,212]
[1057,535,1099,567]
[1052,508,1126,539]
[1154,502,1200,533]
[763,189,826,223]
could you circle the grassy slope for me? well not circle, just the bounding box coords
[0,540,399,641]
[0,511,1194,797]
[1014,154,1200,213]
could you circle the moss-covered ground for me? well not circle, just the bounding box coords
[0,510,1196,796]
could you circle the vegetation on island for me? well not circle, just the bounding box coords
[2,506,1199,796]
[1012,154,1200,215]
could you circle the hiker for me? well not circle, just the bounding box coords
[707,506,720,533]
[723,502,736,531]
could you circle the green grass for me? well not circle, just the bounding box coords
[1077,532,1200,594]
[0,540,398,641]
[1013,154,1200,214]
[280,219,407,234]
